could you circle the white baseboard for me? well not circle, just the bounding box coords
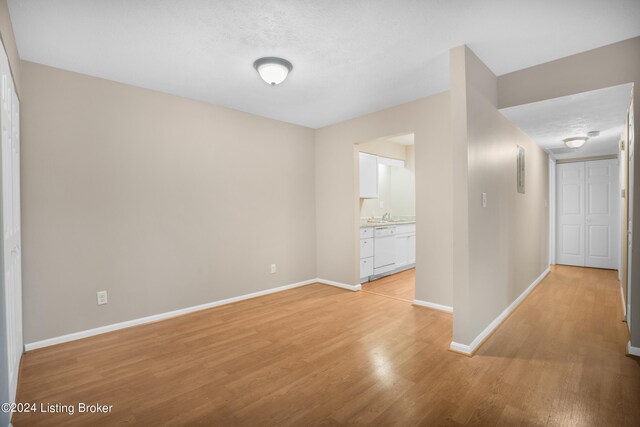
[26,278,327,351]
[620,284,627,318]
[628,341,640,357]
[413,299,453,313]
[315,278,362,291]
[449,341,472,355]
[449,266,551,356]
[25,277,362,351]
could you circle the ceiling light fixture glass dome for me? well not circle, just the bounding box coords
[564,136,588,149]
[253,57,293,85]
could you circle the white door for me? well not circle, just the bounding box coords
[1,50,22,405]
[557,160,618,269]
[557,162,585,266]
[585,160,618,269]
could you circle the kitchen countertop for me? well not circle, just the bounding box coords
[360,220,415,228]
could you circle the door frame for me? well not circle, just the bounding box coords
[549,157,556,265]
[627,98,635,334]
[555,156,621,269]
[620,106,631,320]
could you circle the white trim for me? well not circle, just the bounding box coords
[449,267,551,356]
[25,277,362,351]
[26,278,324,351]
[449,341,472,354]
[621,284,627,319]
[628,341,640,357]
[413,299,453,313]
[549,157,556,265]
[315,278,362,291]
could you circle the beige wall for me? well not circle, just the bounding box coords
[20,61,317,343]
[451,46,549,345]
[0,0,19,95]
[315,93,453,307]
[497,36,640,348]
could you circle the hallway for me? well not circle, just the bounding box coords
[13,265,640,426]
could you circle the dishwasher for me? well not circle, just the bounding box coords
[374,226,396,276]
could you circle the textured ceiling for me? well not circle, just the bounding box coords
[9,0,640,128]
[500,84,633,160]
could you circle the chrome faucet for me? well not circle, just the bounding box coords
[382,212,391,221]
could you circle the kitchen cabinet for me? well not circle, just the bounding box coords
[359,227,373,239]
[359,153,406,199]
[360,238,373,258]
[395,234,416,267]
[360,223,415,281]
[359,152,378,198]
[360,258,373,278]
[360,227,374,281]
[395,224,416,268]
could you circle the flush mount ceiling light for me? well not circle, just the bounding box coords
[253,57,293,86]
[564,136,588,149]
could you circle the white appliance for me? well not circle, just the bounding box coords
[374,226,396,275]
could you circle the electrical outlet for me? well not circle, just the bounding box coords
[481,192,487,208]
[270,264,277,274]
[97,290,108,305]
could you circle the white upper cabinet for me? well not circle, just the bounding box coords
[359,152,378,198]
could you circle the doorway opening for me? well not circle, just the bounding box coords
[556,159,619,269]
[500,83,634,326]
[355,133,415,302]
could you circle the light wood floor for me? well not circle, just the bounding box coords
[14,265,640,426]
[361,268,415,302]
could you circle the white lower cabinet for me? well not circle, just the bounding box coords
[395,234,416,267]
[360,224,415,281]
[394,224,416,268]
[408,235,416,263]
[360,238,373,258]
[360,257,374,278]
[360,227,374,281]
[395,235,409,266]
